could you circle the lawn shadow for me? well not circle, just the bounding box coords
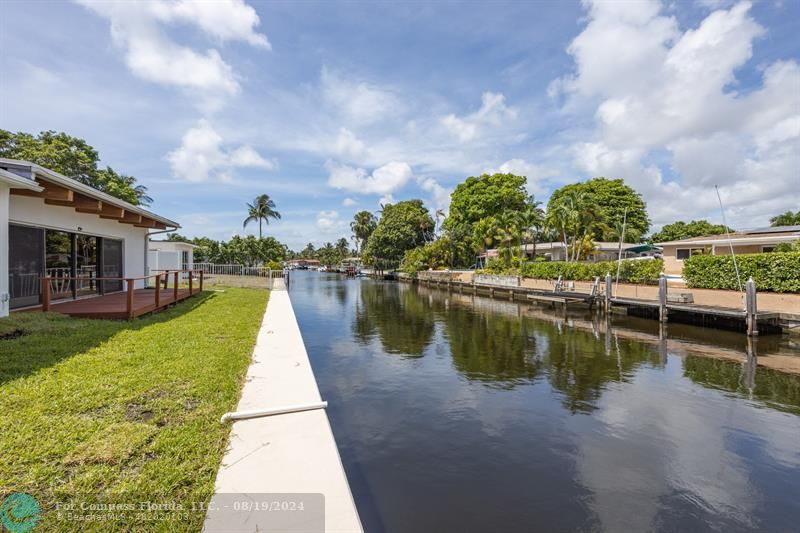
[0,291,217,385]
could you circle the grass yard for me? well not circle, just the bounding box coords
[0,288,268,532]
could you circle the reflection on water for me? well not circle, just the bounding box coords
[290,272,800,533]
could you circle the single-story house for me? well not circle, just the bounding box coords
[149,240,197,272]
[480,241,649,265]
[656,225,800,275]
[0,158,180,317]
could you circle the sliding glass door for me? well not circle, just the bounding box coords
[101,238,123,293]
[8,224,126,309]
[46,230,73,301]
[9,225,44,309]
[75,235,98,297]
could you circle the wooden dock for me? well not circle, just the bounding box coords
[406,274,783,335]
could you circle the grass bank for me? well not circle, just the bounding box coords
[0,288,268,532]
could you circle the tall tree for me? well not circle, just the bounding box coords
[365,200,434,267]
[649,220,731,243]
[0,129,152,205]
[350,211,377,254]
[770,210,800,227]
[243,194,281,239]
[547,178,650,242]
[444,173,528,232]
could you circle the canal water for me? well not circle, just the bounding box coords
[289,271,800,533]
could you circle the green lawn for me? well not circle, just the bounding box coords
[0,288,268,532]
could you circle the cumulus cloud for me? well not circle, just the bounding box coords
[554,0,800,227]
[167,120,275,182]
[75,0,269,105]
[321,67,401,125]
[326,160,413,195]
[316,210,342,231]
[342,197,357,207]
[333,127,367,159]
[441,92,518,142]
[417,176,451,211]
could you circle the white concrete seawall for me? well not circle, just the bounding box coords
[204,282,363,532]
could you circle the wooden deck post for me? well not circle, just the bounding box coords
[174,272,179,301]
[658,275,668,323]
[199,270,204,292]
[189,271,194,294]
[605,273,612,314]
[126,279,134,319]
[155,274,161,308]
[746,277,758,336]
[42,277,51,312]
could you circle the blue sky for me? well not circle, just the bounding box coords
[1,0,798,249]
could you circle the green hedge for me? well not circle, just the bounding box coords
[514,258,663,284]
[683,252,800,293]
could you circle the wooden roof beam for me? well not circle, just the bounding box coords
[119,212,142,225]
[134,218,157,228]
[99,204,125,220]
[10,179,73,202]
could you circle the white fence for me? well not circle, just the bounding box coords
[173,263,286,289]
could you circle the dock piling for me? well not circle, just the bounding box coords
[746,277,758,336]
[658,275,668,323]
[604,273,612,313]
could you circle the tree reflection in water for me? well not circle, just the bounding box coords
[354,281,435,357]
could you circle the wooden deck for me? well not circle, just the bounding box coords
[38,288,199,319]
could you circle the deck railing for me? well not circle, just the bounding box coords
[41,269,204,318]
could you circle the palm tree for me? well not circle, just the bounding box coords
[243,194,281,239]
[350,211,377,254]
[517,197,545,261]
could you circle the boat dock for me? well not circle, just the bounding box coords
[407,274,789,336]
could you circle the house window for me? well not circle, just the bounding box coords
[762,246,776,253]
[676,248,704,260]
[181,250,190,268]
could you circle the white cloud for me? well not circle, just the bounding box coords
[334,128,367,159]
[342,197,357,207]
[441,92,518,142]
[378,194,395,207]
[75,0,269,105]
[321,67,401,125]
[326,160,413,195]
[167,120,275,182]
[417,177,451,211]
[316,210,346,233]
[554,0,800,227]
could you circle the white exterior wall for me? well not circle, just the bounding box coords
[0,185,9,317]
[148,241,194,269]
[8,195,150,289]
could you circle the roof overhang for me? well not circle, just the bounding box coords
[0,168,43,191]
[1,158,180,230]
[657,235,800,246]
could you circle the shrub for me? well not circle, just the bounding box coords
[518,258,663,284]
[683,252,800,293]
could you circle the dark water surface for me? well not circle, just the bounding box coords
[289,271,800,533]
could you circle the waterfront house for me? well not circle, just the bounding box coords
[656,225,800,276]
[480,241,650,265]
[0,158,180,317]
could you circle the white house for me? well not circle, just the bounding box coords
[148,240,197,272]
[0,158,180,317]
